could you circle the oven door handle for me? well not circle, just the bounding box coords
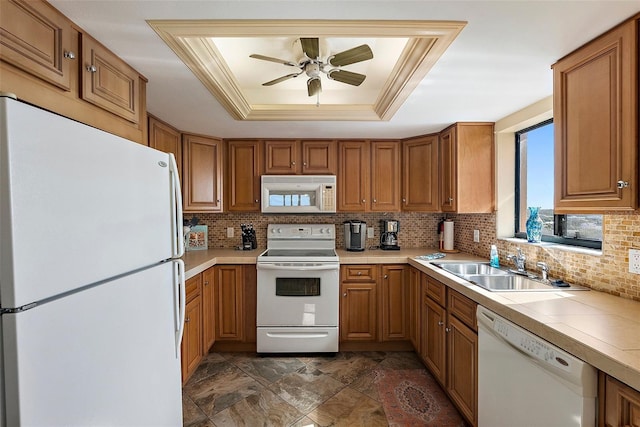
[257,263,339,271]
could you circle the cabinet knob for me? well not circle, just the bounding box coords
[204,281,209,286]
[448,197,454,203]
[303,162,307,166]
[362,199,366,203]
[402,198,406,203]
[255,199,259,203]
[373,199,377,203]
[185,317,191,323]
[357,271,362,276]
[216,199,220,203]
[86,65,97,73]
[617,180,630,189]
[343,292,347,297]
[63,51,76,60]
[384,274,388,279]
[438,321,444,326]
[445,327,450,333]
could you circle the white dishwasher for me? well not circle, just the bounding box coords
[477,306,597,427]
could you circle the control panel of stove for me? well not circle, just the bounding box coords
[267,224,335,239]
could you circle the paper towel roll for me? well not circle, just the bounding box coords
[443,220,454,251]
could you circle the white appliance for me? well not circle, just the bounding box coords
[261,175,336,213]
[477,306,597,427]
[0,96,185,426]
[256,224,339,353]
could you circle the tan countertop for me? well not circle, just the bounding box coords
[181,247,640,391]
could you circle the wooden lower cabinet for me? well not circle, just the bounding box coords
[600,373,640,427]
[181,274,203,384]
[340,281,377,341]
[408,267,421,350]
[415,270,478,427]
[214,265,244,341]
[380,265,407,341]
[201,266,216,352]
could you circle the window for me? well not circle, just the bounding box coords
[515,120,602,249]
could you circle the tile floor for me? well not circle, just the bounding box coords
[182,351,462,426]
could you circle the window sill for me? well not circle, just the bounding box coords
[500,237,603,257]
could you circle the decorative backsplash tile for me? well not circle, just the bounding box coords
[190,210,640,301]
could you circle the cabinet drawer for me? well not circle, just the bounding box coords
[185,274,202,302]
[448,290,477,331]
[425,277,446,306]
[342,265,377,281]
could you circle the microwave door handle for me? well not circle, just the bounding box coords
[258,264,338,271]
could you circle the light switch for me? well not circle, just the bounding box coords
[630,249,640,274]
[473,229,480,242]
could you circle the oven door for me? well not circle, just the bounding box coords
[256,262,339,327]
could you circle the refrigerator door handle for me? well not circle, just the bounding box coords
[173,259,186,357]
[169,153,184,258]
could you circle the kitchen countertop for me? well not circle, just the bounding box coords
[181,247,640,391]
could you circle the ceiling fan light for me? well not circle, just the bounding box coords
[307,77,322,97]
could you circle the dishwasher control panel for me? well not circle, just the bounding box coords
[494,318,572,372]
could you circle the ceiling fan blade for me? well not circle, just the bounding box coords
[328,44,373,67]
[307,77,322,97]
[300,38,320,60]
[327,69,366,86]
[262,73,300,86]
[250,54,297,67]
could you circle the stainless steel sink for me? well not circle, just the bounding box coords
[434,262,509,276]
[433,262,589,292]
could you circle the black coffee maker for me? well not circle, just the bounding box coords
[380,219,400,250]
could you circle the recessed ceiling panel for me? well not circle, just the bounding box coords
[148,20,466,121]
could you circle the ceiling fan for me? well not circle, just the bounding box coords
[249,37,374,97]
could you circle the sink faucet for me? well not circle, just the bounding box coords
[506,248,527,273]
[536,262,549,282]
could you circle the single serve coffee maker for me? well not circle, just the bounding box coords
[344,220,366,251]
[380,219,400,250]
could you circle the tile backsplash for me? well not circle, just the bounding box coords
[189,210,640,301]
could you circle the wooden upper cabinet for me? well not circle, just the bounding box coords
[402,134,440,211]
[552,16,638,212]
[440,123,495,213]
[338,141,370,211]
[80,33,141,124]
[0,0,74,91]
[182,133,223,212]
[370,141,401,212]
[226,140,262,211]
[148,115,181,178]
[264,139,336,175]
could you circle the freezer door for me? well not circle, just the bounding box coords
[0,98,183,307]
[1,261,184,427]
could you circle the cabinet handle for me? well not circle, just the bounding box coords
[448,197,454,203]
[445,327,450,333]
[438,321,444,326]
[86,65,97,73]
[64,51,76,60]
[343,292,347,297]
[617,180,629,189]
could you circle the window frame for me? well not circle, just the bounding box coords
[514,119,602,250]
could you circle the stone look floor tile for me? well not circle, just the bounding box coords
[210,388,304,427]
[348,370,382,402]
[182,393,207,427]
[377,351,424,370]
[234,356,307,386]
[268,366,346,414]
[307,387,388,427]
[307,352,381,385]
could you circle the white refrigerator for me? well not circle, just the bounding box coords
[0,96,186,426]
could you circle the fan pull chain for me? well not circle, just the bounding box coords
[316,91,320,107]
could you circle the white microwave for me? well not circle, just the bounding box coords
[261,175,337,213]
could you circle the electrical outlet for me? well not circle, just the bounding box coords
[473,229,480,243]
[630,249,640,274]
[227,227,234,238]
[367,227,374,238]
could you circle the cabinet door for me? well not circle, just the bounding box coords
[183,134,223,212]
[380,265,407,341]
[439,126,456,212]
[402,135,439,211]
[227,140,262,211]
[0,0,74,90]
[215,265,244,341]
[338,141,369,211]
[264,140,298,174]
[602,374,640,427]
[421,295,447,385]
[371,141,401,212]
[302,140,337,174]
[201,267,216,352]
[148,115,181,178]
[80,33,140,124]
[553,20,637,212]
[408,268,421,351]
[340,282,377,341]
[181,295,202,384]
[243,265,257,344]
[447,315,478,427]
